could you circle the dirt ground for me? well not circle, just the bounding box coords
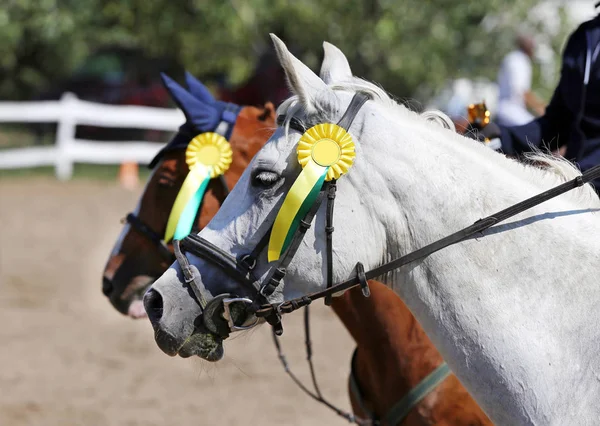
[0,177,356,426]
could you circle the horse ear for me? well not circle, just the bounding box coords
[320,42,352,85]
[270,33,332,112]
[184,71,216,104]
[160,73,221,132]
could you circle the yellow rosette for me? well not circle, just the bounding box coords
[164,132,233,242]
[268,123,355,262]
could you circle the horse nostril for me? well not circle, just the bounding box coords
[144,288,164,325]
[102,276,114,297]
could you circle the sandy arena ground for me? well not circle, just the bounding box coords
[0,177,356,426]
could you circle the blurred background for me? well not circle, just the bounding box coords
[1,0,597,177]
[0,1,597,425]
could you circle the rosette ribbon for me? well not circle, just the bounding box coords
[268,123,355,262]
[165,132,232,242]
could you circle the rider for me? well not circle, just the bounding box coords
[482,13,600,194]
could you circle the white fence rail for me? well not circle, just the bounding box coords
[0,92,185,180]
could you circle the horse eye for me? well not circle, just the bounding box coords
[257,109,270,122]
[252,170,281,188]
[156,175,176,188]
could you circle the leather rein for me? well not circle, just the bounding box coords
[254,161,600,320]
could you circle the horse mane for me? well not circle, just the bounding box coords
[277,76,600,209]
[520,150,600,207]
[277,78,455,139]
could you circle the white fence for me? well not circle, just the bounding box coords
[0,93,185,180]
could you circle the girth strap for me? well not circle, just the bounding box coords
[349,347,451,426]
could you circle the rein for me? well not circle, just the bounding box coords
[272,307,375,426]
[254,163,600,319]
[273,305,451,425]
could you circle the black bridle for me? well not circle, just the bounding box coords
[173,92,372,336]
[123,212,174,263]
[121,125,371,425]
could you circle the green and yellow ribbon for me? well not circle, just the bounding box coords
[164,132,232,242]
[268,123,355,262]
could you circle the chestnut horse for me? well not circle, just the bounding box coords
[102,72,276,317]
[103,73,490,425]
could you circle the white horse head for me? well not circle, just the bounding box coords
[146,36,600,424]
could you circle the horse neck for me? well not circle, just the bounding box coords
[351,102,600,424]
[330,282,444,412]
[357,103,597,260]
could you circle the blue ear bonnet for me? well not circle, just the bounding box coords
[149,72,242,168]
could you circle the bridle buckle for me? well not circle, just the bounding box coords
[222,297,259,332]
[239,254,257,271]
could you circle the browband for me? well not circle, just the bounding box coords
[275,92,371,134]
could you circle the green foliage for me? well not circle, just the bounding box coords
[0,0,92,99]
[0,0,576,101]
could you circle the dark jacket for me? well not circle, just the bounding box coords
[499,16,600,191]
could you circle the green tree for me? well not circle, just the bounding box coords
[0,0,574,102]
